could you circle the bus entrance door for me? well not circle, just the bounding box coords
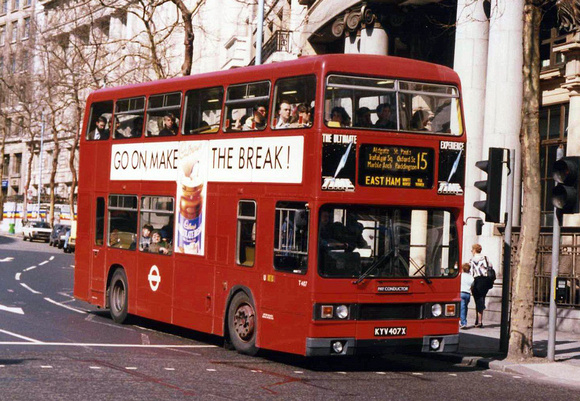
[89,194,107,306]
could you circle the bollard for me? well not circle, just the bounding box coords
[8,223,15,234]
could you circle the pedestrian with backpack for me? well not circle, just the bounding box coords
[470,243,493,328]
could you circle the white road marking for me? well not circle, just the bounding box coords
[337,372,347,375]
[7,289,14,293]
[0,304,24,315]
[0,329,41,343]
[125,367,137,370]
[70,265,75,268]
[449,373,457,377]
[57,292,75,299]
[49,256,55,261]
[0,342,216,348]
[513,376,522,379]
[251,369,262,373]
[39,261,49,266]
[412,372,423,376]
[206,369,217,372]
[24,266,36,271]
[0,365,4,368]
[164,368,175,371]
[20,283,42,295]
[141,333,151,345]
[294,371,304,374]
[376,372,386,375]
[14,273,21,281]
[0,257,14,262]
[483,374,493,377]
[40,366,53,369]
[89,366,102,370]
[44,297,87,314]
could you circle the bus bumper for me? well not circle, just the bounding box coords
[305,334,459,356]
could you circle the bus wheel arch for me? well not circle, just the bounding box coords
[107,265,129,324]
[225,287,259,355]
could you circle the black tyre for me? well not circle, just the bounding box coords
[22,235,27,241]
[109,269,129,324]
[227,291,258,355]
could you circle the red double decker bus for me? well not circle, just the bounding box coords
[74,54,466,356]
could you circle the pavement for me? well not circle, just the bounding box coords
[443,311,580,389]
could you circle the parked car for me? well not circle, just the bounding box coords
[57,226,71,249]
[64,221,76,254]
[22,221,52,242]
[49,224,66,247]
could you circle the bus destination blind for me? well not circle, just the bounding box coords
[358,144,434,189]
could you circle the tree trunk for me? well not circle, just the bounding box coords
[0,117,6,222]
[171,0,198,76]
[49,116,60,226]
[23,141,35,222]
[508,0,542,360]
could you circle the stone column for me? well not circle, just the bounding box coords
[344,33,360,54]
[554,33,580,226]
[453,0,490,262]
[479,0,524,269]
[360,23,388,55]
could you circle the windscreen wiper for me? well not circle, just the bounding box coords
[410,260,432,284]
[353,249,393,285]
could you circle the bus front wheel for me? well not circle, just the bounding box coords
[227,292,258,355]
[109,269,129,324]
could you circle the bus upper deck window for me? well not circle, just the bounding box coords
[398,81,461,135]
[146,92,182,137]
[86,101,113,141]
[113,97,145,139]
[223,81,270,132]
[272,75,316,130]
[183,86,224,135]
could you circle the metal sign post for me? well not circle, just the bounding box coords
[548,208,561,362]
[499,149,514,354]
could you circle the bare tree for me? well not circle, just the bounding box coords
[171,0,205,76]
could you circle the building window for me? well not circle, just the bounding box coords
[539,103,568,226]
[2,155,9,176]
[86,101,113,140]
[1,0,7,15]
[10,20,17,42]
[273,201,309,273]
[237,200,256,266]
[20,49,28,71]
[13,0,19,11]
[22,17,30,40]
[12,153,21,175]
[0,25,5,46]
[272,75,316,129]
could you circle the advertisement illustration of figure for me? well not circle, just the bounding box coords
[176,142,208,255]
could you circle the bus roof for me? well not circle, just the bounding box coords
[87,54,460,103]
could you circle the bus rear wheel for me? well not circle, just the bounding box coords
[227,292,258,355]
[109,269,128,324]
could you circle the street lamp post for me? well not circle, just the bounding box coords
[37,111,45,220]
[255,0,264,65]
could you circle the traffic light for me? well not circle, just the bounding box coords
[474,147,504,223]
[552,156,580,214]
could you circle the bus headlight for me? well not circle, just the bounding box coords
[335,305,349,319]
[431,303,442,317]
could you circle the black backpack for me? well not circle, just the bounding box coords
[485,257,496,289]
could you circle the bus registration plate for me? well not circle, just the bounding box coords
[374,327,407,337]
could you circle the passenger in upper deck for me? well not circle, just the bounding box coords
[158,113,178,136]
[374,103,396,129]
[276,101,292,128]
[355,107,373,128]
[244,104,267,130]
[330,106,351,127]
[89,116,110,140]
[131,117,144,137]
[410,109,432,131]
[290,103,312,128]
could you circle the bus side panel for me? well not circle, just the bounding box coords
[172,254,214,334]
[73,192,91,302]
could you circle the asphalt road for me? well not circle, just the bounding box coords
[0,235,578,400]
